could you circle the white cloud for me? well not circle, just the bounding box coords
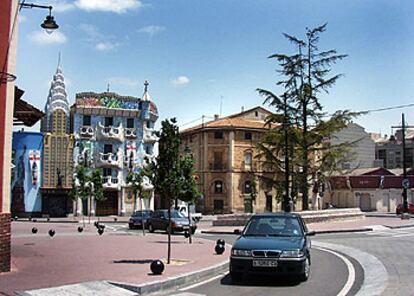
[138,25,166,37]
[171,76,190,87]
[29,30,67,44]
[95,42,117,51]
[80,24,119,51]
[75,0,142,13]
[108,77,138,88]
[50,0,75,12]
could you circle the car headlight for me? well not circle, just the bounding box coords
[231,249,252,257]
[280,249,305,258]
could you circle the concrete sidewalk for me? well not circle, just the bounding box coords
[1,222,230,295]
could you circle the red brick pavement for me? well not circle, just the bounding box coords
[0,222,229,295]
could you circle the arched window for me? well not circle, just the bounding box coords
[214,180,223,194]
[244,180,252,194]
[244,152,252,170]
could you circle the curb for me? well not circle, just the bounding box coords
[109,258,229,295]
[201,228,374,235]
[384,224,414,229]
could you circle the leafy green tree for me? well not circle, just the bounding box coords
[70,165,105,222]
[177,150,201,243]
[146,118,181,264]
[257,24,358,211]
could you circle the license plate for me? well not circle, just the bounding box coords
[253,259,278,267]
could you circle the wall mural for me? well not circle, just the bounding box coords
[29,150,41,186]
[76,95,142,110]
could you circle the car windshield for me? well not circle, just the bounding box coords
[170,210,186,218]
[243,216,303,237]
[133,211,151,218]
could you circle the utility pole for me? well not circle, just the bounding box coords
[392,113,414,216]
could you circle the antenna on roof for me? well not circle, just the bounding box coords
[106,83,110,92]
[57,51,61,68]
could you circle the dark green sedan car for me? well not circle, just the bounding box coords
[230,213,315,282]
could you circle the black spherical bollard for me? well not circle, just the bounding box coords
[215,243,225,255]
[47,217,50,222]
[77,226,84,233]
[32,227,38,234]
[14,216,18,221]
[48,229,55,237]
[216,239,225,246]
[94,221,99,228]
[98,228,104,235]
[114,217,118,222]
[150,260,165,275]
[32,218,37,222]
[184,231,190,238]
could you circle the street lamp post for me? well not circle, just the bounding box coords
[19,2,59,33]
[392,113,414,219]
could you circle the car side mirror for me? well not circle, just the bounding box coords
[306,231,316,236]
[234,229,241,235]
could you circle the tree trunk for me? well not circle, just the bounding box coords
[141,197,145,236]
[187,204,192,244]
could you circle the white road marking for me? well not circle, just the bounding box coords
[179,273,226,291]
[314,241,388,296]
[315,246,355,296]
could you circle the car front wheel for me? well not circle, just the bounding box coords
[299,257,310,282]
[128,223,134,230]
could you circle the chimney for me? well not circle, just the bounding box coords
[241,106,244,112]
[214,114,219,121]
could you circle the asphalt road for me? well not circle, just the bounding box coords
[153,233,364,296]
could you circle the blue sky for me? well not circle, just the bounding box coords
[15,0,414,135]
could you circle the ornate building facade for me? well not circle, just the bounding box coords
[180,107,278,214]
[40,63,74,217]
[71,82,158,216]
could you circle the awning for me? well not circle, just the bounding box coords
[14,86,44,127]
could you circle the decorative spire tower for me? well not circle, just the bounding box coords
[41,55,70,134]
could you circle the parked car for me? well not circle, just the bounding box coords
[229,213,315,283]
[396,203,414,215]
[146,209,197,234]
[128,210,153,229]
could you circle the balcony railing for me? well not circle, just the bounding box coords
[96,122,124,142]
[209,163,225,171]
[96,152,121,168]
[103,176,119,189]
[143,126,157,143]
[79,126,94,138]
[124,128,137,139]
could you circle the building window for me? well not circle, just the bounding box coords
[213,151,223,170]
[104,144,113,154]
[83,115,91,126]
[244,180,252,194]
[244,152,252,170]
[146,121,151,128]
[127,118,134,129]
[214,131,223,139]
[245,132,252,140]
[214,180,223,193]
[103,168,112,177]
[214,200,224,212]
[145,146,151,154]
[104,117,113,127]
[255,111,258,117]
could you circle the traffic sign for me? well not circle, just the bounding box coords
[402,179,410,189]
